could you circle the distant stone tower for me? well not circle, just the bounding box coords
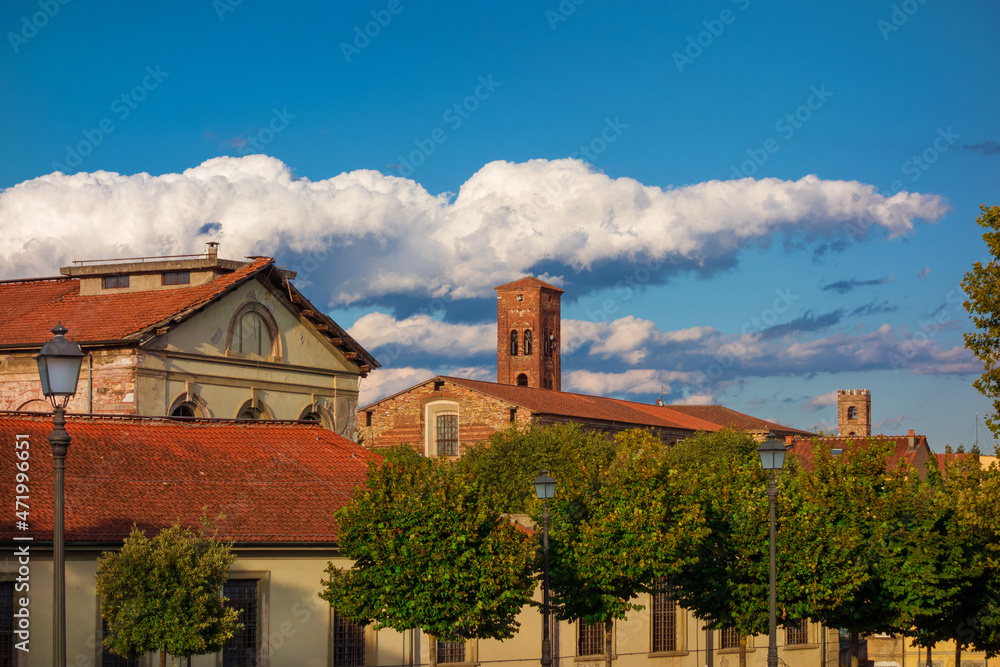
[838,389,871,437]
[496,277,563,390]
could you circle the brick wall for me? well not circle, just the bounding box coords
[0,348,137,414]
[837,388,871,437]
[496,284,562,390]
[359,379,532,454]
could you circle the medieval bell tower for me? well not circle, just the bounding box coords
[495,277,563,390]
[837,388,871,437]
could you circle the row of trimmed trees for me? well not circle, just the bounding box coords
[322,424,1000,667]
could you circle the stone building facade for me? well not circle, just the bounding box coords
[0,244,378,439]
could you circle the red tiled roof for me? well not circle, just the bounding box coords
[0,258,274,347]
[0,414,379,544]
[428,377,723,432]
[786,434,928,471]
[494,276,564,293]
[667,405,812,436]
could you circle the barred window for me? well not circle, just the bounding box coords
[223,579,260,666]
[523,330,533,355]
[510,330,518,356]
[333,611,366,667]
[651,580,677,653]
[0,582,14,667]
[437,414,458,456]
[786,619,809,645]
[101,617,141,667]
[720,628,741,650]
[437,640,465,664]
[579,621,605,657]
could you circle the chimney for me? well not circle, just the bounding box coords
[785,435,793,445]
[206,242,219,261]
[908,429,915,450]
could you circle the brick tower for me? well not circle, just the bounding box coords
[837,389,871,437]
[496,277,563,390]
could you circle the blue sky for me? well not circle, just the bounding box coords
[2,1,998,449]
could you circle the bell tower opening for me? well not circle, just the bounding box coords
[495,277,563,390]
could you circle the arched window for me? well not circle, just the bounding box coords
[847,406,858,420]
[226,302,281,361]
[238,405,263,420]
[523,330,532,355]
[516,373,528,387]
[171,404,196,417]
[236,311,272,356]
[235,399,272,421]
[509,330,518,356]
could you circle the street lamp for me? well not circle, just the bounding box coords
[533,471,556,667]
[757,434,786,667]
[35,323,84,667]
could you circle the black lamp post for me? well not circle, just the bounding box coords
[757,434,786,667]
[533,470,557,667]
[35,323,84,667]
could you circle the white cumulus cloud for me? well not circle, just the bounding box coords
[0,156,949,304]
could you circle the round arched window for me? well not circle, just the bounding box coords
[236,311,272,357]
[516,373,528,387]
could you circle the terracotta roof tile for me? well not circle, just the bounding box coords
[494,276,564,293]
[0,414,379,544]
[431,377,722,432]
[0,258,273,346]
[786,434,929,472]
[667,405,812,436]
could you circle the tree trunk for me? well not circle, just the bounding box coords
[955,642,961,667]
[739,635,747,667]
[159,648,167,667]
[926,645,931,667]
[604,619,613,667]
[850,633,860,667]
[430,638,438,667]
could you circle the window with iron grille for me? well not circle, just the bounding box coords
[436,640,465,664]
[223,579,260,666]
[437,414,458,456]
[0,581,14,667]
[786,619,809,645]
[578,621,605,657]
[651,580,677,653]
[101,617,141,667]
[333,611,365,667]
[720,628,741,650]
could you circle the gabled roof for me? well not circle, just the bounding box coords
[667,404,812,437]
[0,257,379,371]
[366,376,723,432]
[786,433,930,472]
[495,276,564,293]
[0,413,380,544]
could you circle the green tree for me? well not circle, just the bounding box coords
[665,429,778,667]
[459,422,617,513]
[321,452,536,667]
[780,438,908,667]
[885,452,994,667]
[96,523,240,667]
[547,429,706,667]
[962,204,1000,439]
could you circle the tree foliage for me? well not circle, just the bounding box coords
[321,452,536,648]
[962,204,1000,438]
[96,524,240,667]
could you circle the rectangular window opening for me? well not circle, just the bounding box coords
[223,578,260,666]
[578,621,605,657]
[365,411,373,427]
[162,271,191,285]
[436,640,466,664]
[509,407,517,423]
[333,610,366,667]
[102,275,130,289]
[651,579,677,653]
[786,619,809,645]
[720,628,742,650]
[437,414,458,457]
